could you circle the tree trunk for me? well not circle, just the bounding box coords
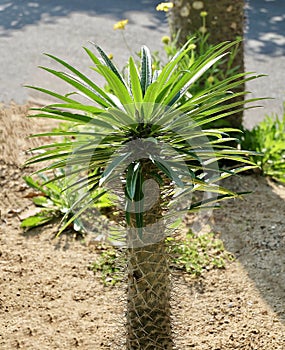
[169,0,245,128]
[126,241,173,349]
[126,160,174,349]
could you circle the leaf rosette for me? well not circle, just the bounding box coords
[25,40,260,247]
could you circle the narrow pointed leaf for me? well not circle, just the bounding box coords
[140,46,152,95]
[44,53,115,106]
[95,45,126,85]
[153,158,184,188]
[129,56,143,103]
[39,66,111,108]
[125,162,141,200]
[100,152,131,186]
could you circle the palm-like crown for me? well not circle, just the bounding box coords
[26,40,260,242]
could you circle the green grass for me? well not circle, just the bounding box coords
[240,109,285,183]
[167,231,234,276]
[88,245,125,286]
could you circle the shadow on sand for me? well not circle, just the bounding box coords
[213,174,285,323]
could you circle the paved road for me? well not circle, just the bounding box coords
[0,0,284,128]
[244,0,285,128]
[0,0,168,104]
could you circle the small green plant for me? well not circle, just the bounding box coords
[21,171,113,231]
[21,172,75,230]
[167,231,234,276]
[22,120,114,232]
[89,246,124,286]
[240,109,285,183]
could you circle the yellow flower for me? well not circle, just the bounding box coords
[108,53,114,60]
[188,44,196,50]
[156,2,174,12]
[207,76,215,84]
[113,19,128,30]
[161,35,171,44]
[200,11,208,17]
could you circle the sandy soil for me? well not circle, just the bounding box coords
[0,104,284,349]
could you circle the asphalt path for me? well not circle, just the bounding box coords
[244,0,285,128]
[0,0,284,128]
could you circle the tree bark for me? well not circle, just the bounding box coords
[169,0,245,128]
[126,160,174,349]
[126,241,173,349]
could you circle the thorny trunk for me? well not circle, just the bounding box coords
[126,160,174,349]
[169,0,245,128]
[126,241,173,349]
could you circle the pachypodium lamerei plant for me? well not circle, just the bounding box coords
[26,39,261,349]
